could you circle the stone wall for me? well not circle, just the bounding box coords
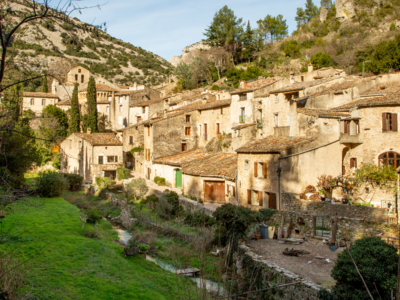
[236,245,320,300]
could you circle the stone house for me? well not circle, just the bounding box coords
[121,124,145,174]
[60,130,123,182]
[67,66,91,84]
[22,92,59,115]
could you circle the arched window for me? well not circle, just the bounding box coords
[75,74,78,81]
[379,152,400,169]
[81,75,84,83]
[30,98,34,105]
[78,69,81,73]
[42,99,45,106]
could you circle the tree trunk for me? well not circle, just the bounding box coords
[286,219,293,239]
[278,215,285,239]
[330,216,339,247]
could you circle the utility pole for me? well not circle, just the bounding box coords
[363,60,371,79]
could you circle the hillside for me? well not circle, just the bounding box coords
[6,0,173,90]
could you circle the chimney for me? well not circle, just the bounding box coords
[308,64,314,73]
[290,73,295,84]
[87,128,91,134]
[239,81,245,89]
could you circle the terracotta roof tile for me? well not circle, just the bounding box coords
[236,136,316,153]
[153,150,211,166]
[269,77,340,94]
[23,92,58,98]
[182,153,237,180]
[56,100,71,106]
[230,77,281,94]
[80,84,118,92]
[297,108,349,118]
[133,97,168,107]
[72,133,122,146]
[309,80,359,98]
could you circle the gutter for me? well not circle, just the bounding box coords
[276,139,340,210]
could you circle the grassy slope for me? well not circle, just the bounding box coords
[1,197,193,300]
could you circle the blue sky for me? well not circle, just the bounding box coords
[70,0,304,62]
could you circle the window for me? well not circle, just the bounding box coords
[182,143,187,152]
[30,98,34,105]
[107,156,118,163]
[274,114,279,127]
[228,185,235,196]
[81,75,84,83]
[301,76,304,82]
[75,74,78,81]
[379,152,400,169]
[186,115,191,122]
[275,95,279,103]
[343,120,350,134]
[148,126,150,136]
[42,99,45,106]
[129,136,133,144]
[142,107,146,114]
[78,69,81,73]
[350,158,357,169]
[216,123,220,134]
[239,94,247,101]
[240,108,245,123]
[221,108,223,115]
[254,162,267,178]
[382,113,398,132]
[185,127,191,136]
[146,149,151,161]
[106,106,109,113]
[119,105,123,112]
[137,116,142,123]
[98,156,104,164]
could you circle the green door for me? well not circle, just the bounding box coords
[176,170,182,188]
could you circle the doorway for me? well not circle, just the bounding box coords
[176,170,182,188]
[204,181,225,203]
[104,171,116,180]
[204,124,208,141]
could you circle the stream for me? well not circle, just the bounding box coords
[114,227,225,294]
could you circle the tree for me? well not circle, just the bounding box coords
[42,75,48,93]
[242,21,255,62]
[305,0,320,22]
[43,105,68,138]
[174,62,194,90]
[69,83,80,133]
[311,51,333,69]
[86,76,98,133]
[320,0,332,9]
[295,8,307,28]
[204,6,244,62]
[330,237,398,299]
[272,15,288,42]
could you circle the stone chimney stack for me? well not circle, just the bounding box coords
[308,64,314,73]
[87,128,91,134]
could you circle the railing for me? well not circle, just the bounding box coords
[239,115,245,123]
[204,134,208,141]
[387,215,398,225]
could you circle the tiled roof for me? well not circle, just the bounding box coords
[309,80,359,98]
[236,136,316,153]
[168,92,207,105]
[133,97,167,107]
[72,133,122,146]
[182,153,237,180]
[56,100,71,106]
[232,123,255,130]
[80,84,118,92]
[153,150,211,166]
[269,77,340,94]
[97,100,111,104]
[230,77,281,94]
[297,108,349,118]
[23,92,58,98]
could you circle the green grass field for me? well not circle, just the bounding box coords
[1,197,195,299]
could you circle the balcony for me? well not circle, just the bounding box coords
[239,115,245,123]
[340,133,364,144]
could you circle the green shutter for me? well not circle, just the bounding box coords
[176,170,182,188]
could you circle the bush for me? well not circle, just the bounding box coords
[117,167,130,180]
[330,237,398,299]
[184,210,216,227]
[143,195,159,211]
[63,173,83,191]
[257,208,277,222]
[311,51,333,69]
[36,171,67,197]
[213,204,259,242]
[86,207,103,224]
[128,236,140,247]
[163,191,182,216]
[139,244,150,252]
[83,227,98,238]
[127,178,148,200]
[154,176,166,185]
[52,154,60,169]
[155,197,174,220]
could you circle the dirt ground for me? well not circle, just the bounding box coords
[247,238,344,288]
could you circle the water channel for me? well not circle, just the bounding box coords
[114,227,225,294]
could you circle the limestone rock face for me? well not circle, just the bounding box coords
[320,7,329,22]
[336,0,356,21]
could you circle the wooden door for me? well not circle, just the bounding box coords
[204,181,225,203]
[269,193,277,209]
[104,171,116,180]
[176,170,182,188]
[147,168,151,179]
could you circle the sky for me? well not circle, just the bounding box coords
[69,0,304,62]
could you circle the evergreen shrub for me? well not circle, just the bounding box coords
[117,167,130,180]
[36,171,67,197]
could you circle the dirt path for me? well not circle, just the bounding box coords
[248,238,343,288]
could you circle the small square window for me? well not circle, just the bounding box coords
[182,143,187,151]
[275,95,279,103]
[239,94,247,101]
[142,107,146,114]
[185,127,191,136]
[186,115,191,122]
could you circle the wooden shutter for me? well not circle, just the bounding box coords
[259,191,263,207]
[232,186,236,197]
[247,190,251,205]
[382,113,387,132]
[350,158,354,168]
[263,163,267,178]
[343,121,347,134]
[393,113,398,132]
[254,162,258,177]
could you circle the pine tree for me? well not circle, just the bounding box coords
[86,76,98,133]
[69,83,80,133]
[305,0,320,21]
[295,8,306,28]
[320,0,332,9]
[42,75,48,93]
[242,21,255,62]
